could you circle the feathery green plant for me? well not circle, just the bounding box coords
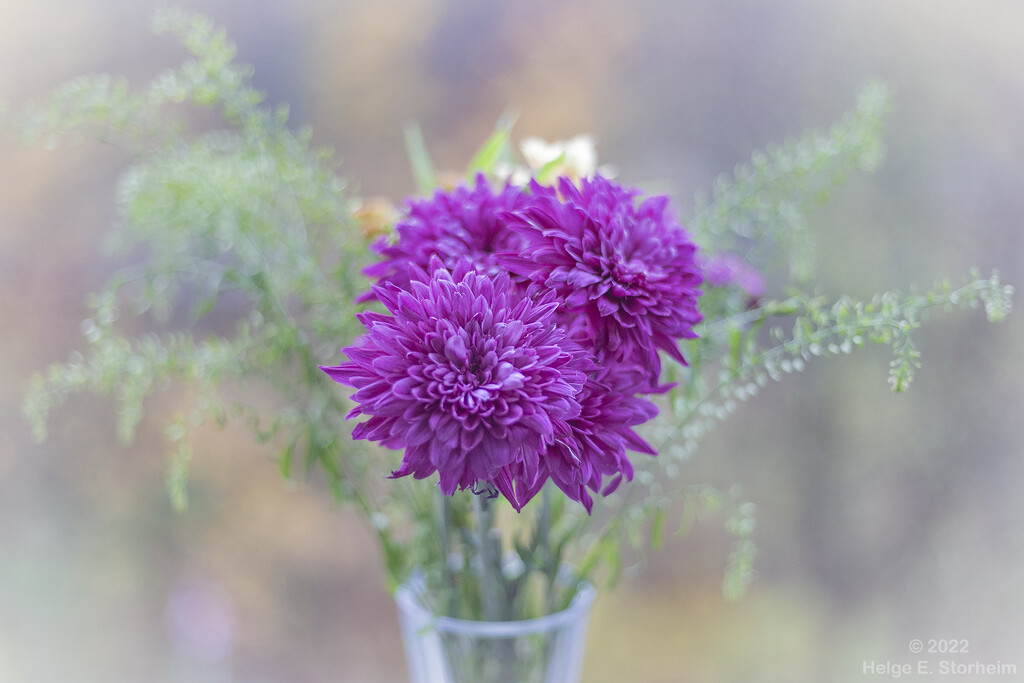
[18,7,382,527]
[17,9,1011,601]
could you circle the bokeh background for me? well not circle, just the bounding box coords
[2,1,1022,681]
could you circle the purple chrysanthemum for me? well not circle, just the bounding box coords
[536,365,659,513]
[702,252,765,299]
[321,260,595,510]
[359,174,533,302]
[501,176,703,382]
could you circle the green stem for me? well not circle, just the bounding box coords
[473,492,502,621]
[436,490,458,617]
[537,486,558,616]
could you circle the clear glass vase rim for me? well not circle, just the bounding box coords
[395,577,596,639]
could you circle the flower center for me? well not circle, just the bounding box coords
[428,331,526,418]
[611,258,647,286]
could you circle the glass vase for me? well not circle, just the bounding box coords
[394,575,596,683]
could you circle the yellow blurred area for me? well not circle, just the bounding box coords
[2,1,1022,681]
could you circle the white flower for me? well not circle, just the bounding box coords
[493,134,616,187]
[520,134,599,182]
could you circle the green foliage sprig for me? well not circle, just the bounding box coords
[691,81,888,282]
[16,9,1011,602]
[20,8,374,514]
[558,81,1011,597]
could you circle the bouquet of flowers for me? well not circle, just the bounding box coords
[15,9,1012,682]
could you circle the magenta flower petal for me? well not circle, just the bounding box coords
[359,175,534,302]
[702,252,766,298]
[501,176,703,383]
[536,364,661,511]
[327,173,706,512]
[322,261,592,509]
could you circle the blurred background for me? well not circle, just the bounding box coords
[1,0,1022,681]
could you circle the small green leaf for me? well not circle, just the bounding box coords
[533,151,567,185]
[466,127,510,180]
[650,506,667,550]
[166,442,193,512]
[193,296,217,321]
[403,123,436,194]
[279,438,296,479]
[603,537,622,588]
[728,326,742,374]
